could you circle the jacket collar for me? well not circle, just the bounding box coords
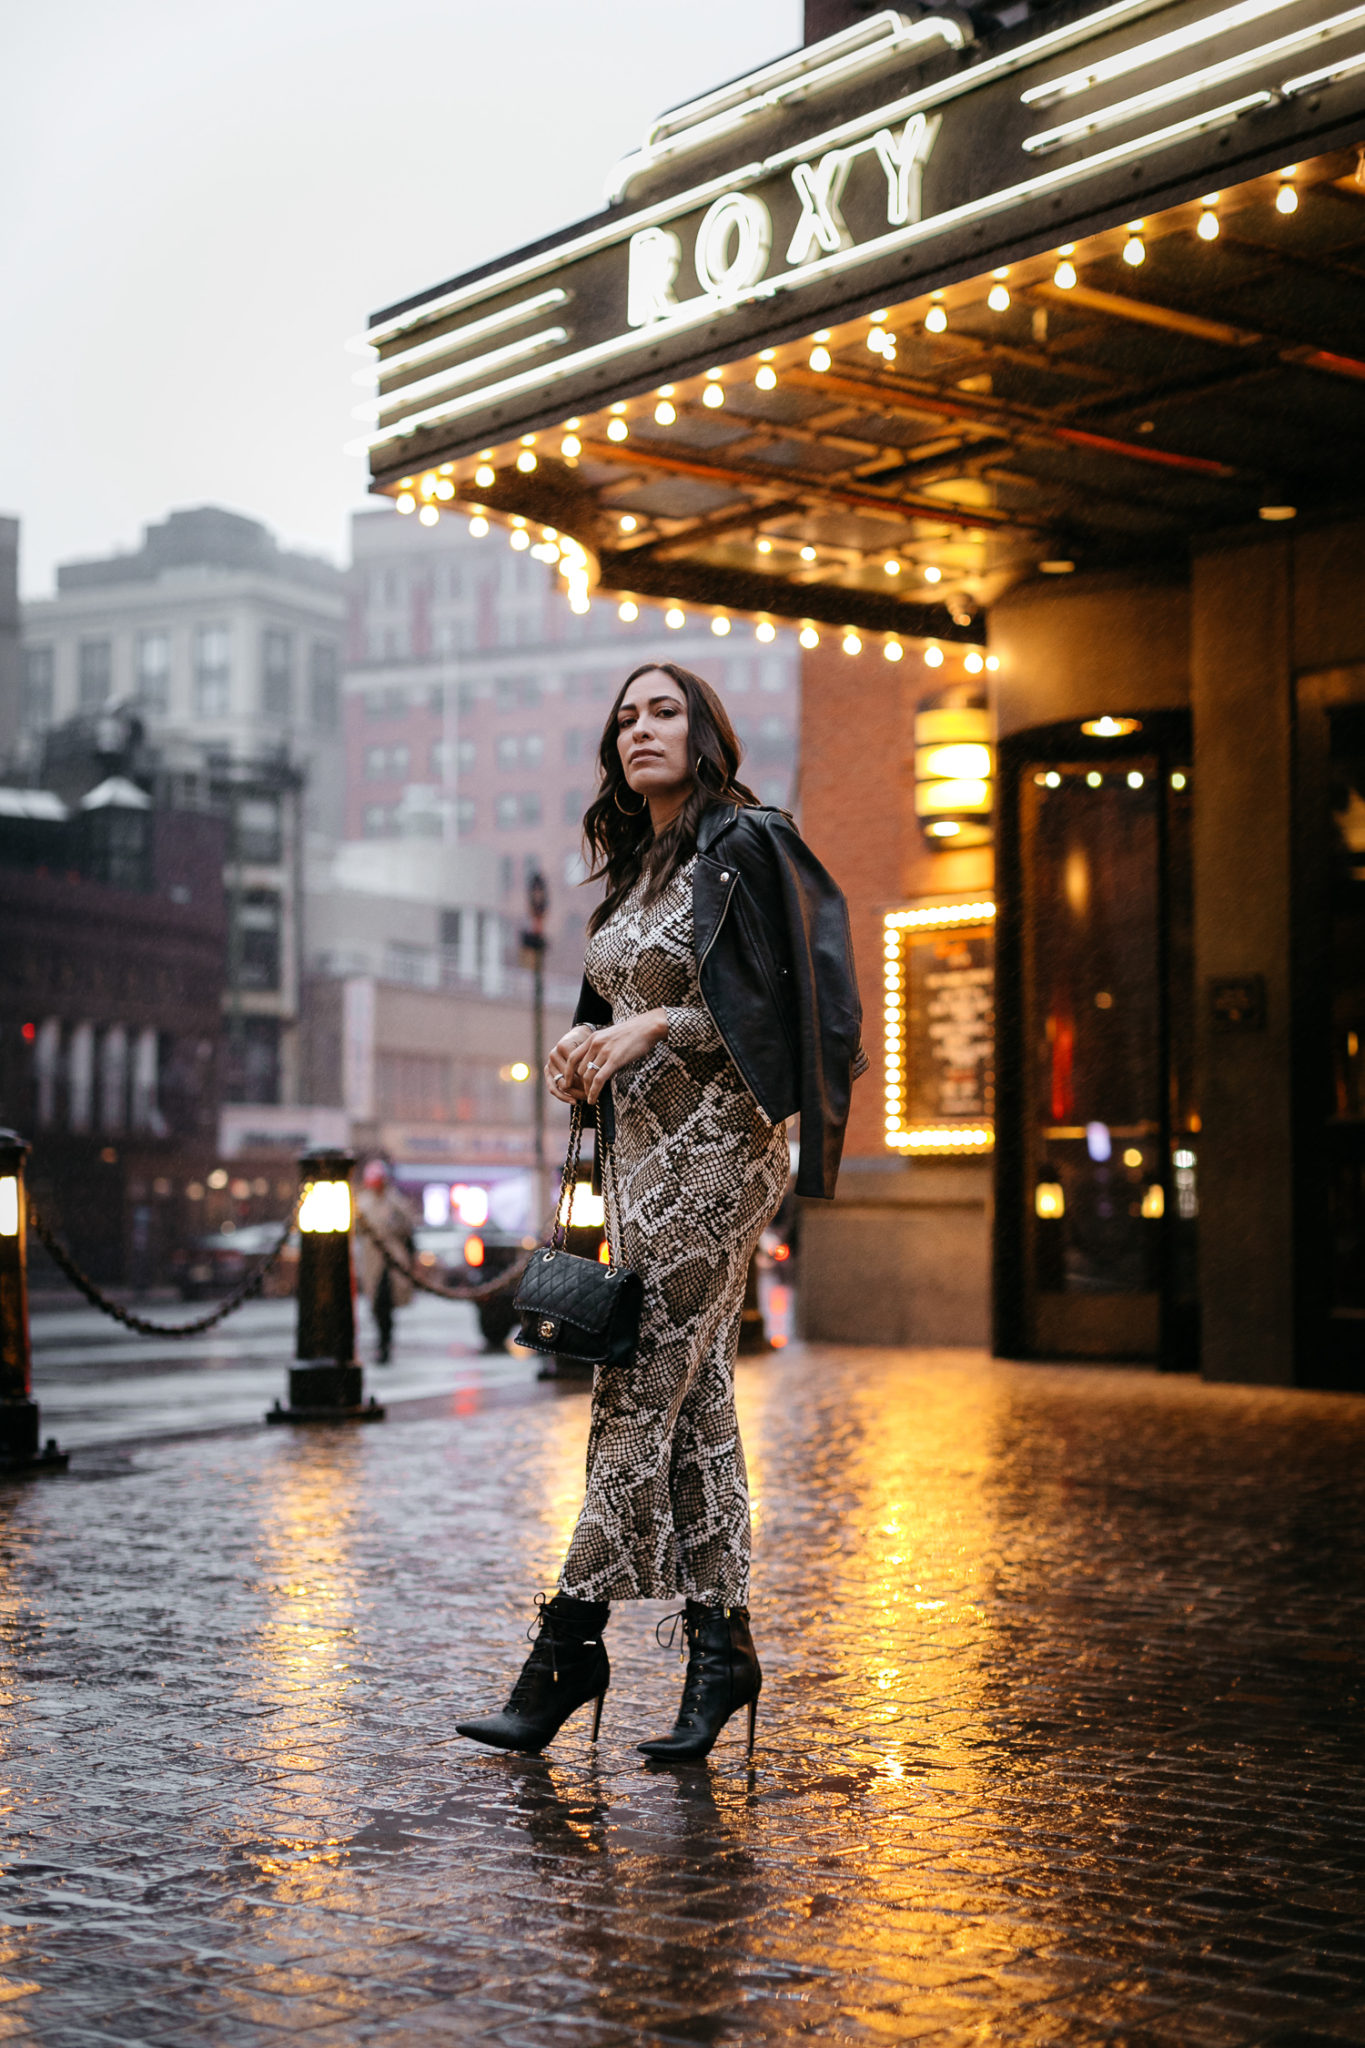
[697,801,741,855]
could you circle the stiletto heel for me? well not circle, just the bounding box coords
[457,1593,610,1755]
[638,1603,762,1762]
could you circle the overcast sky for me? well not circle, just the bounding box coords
[4,0,800,597]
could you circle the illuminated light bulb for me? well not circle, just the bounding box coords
[1054,257,1077,288]
[809,345,832,372]
[607,417,629,442]
[883,343,897,363]
[964,651,985,675]
[399,476,414,489]
[1086,769,1102,787]
[759,349,775,361]
[702,382,725,408]
[756,538,772,554]
[474,464,495,488]
[799,626,820,649]
[654,400,677,425]
[755,620,776,643]
[1123,232,1146,266]
[419,471,439,497]
[1276,173,1299,214]
[711,615,731,636]
[395,492,416,515]
[928,820,961,837]
[434,478,455,499]
[618,514,638,533]
[1197,198,1220,240]
[923,565,942,584]
[560,434,582,458]
[565,418,581,430]
[658,383,675,397]
[924,300,948,334]
[800,544,816,563]
[618,600,639,622]
[665,606,685,629]
[418,504,439,526]
[813,329,831,342]
[468,514,489,536]
[516,450,537,473]
[884,640,904,663]
[755,364,778,391]
[1044,770,1061,788]
[985,654,1000,671]
[987,282,1011,312]
[1127,770,1145,788]
[883,558,900,576]
[569,596,590,615]
[842,631,862,656]
[924,645,944,668]
[867,326,889,354]
[520,433,536,447]
[609,400,627,413]
[1171,770,1187,790]
[509,528,530,550]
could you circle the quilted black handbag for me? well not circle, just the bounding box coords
[513,1104,643,1367]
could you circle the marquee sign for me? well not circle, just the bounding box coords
[359,0,1365,484]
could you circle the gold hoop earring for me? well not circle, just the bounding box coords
[613,784,646,815]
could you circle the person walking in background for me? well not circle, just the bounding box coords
[457,661,865,1761]
[356,1160,416,1365]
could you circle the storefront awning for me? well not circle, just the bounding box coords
[355,1,1365,649]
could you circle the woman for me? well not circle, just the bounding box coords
[456,661,865,1761]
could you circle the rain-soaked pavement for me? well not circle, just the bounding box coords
[2,1340,1364,2046]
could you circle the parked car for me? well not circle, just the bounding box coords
[173,1221,298,1301]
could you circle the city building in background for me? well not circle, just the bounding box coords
[19,509,345,1111]
[343,507,800,979]
[0,767,227,1285]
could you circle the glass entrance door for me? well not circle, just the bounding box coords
[995,713,1196,1366]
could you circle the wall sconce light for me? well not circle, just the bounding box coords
[914,702,993,848]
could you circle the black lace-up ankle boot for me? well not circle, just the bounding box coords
[456,1593,610,1754]
[637,1601,761,1762]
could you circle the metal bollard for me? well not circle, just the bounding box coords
[266,1146,384,1425]
[0,1131,67,1473]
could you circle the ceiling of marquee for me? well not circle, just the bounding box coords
[394,152,1365,645]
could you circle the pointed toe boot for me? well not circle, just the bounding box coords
[457,1593,610,1755]
[638,1601,761,1762]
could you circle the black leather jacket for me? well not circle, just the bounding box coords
[574,802,866,1199]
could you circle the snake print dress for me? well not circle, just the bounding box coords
[559,859,791,1607]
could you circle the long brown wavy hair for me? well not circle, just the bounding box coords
[584,662,759,935]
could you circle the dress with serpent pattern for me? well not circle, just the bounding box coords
[559,858,791,1606]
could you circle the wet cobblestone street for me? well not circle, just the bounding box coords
[1,1343,1363,2046]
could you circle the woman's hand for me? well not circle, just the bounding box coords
[546,1024,595,1103]
[564,1010,669,1105]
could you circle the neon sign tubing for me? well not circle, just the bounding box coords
[1022,0,1305,107]
[361,0,1167,353]
[356,288,569,377]
[353,327,568,432]
[1024,1,1365,152]
[359,89,1273,457]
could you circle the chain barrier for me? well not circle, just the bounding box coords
[27,1192,304,1340]
[355,1211,531,1304]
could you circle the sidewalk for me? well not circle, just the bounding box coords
[2,1344,1364,2045]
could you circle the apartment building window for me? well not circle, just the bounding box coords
[194,625,231,717]
[22,646,54,727]
[761,656,789,693]
[495,734,518,772]
[495,793,519,829]
[564,726,590,764]
[363,744,409,781]
[457,682,478,713]
[456,796,476,831]
[563,787,588,824]
[495,674,540,712]
[225,1017,281,1105]
[362,804,392,836]
[79,638,112,711]
[521,791,542,825]
[235,889,281,990]
[261,629,293,720]
[310,641,338,730]
[522,731,544,768]
[365,685,406,717]
[236,795,282,863]
[133,630,170,712]
[458,737,476,770]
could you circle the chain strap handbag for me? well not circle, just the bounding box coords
[513,1103,643,1366]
